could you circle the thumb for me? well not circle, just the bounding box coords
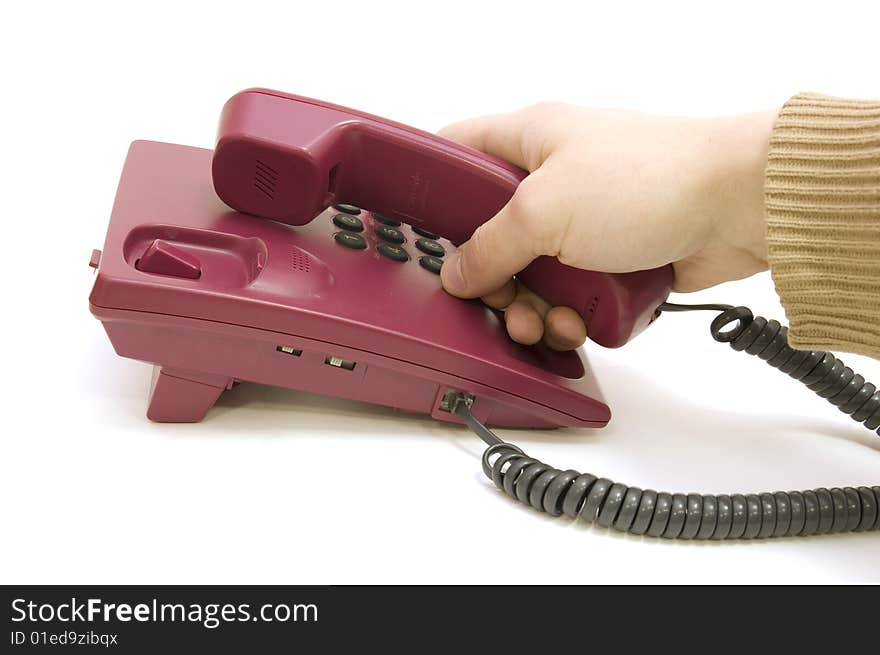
[438,105,563,298]
[440,173,553,298]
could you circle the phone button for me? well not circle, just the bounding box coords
[332,213,364,231]
[418,255,443,274]
[136,239,202,279]
[415,238,445,257]
[333,203,361,215]
[377,243,409,262]
[372,212,402,227]
[375,225,406,244]
[412,226,439,239]
[334,231,367,250]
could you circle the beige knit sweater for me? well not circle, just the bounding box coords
[765,93,880,360]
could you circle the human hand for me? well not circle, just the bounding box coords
[438,103,776,350]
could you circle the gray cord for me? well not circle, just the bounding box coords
[452,304,880,539]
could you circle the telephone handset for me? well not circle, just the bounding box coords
[211,88,674,348]
[88,91,879,541]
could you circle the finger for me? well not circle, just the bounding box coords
[503,282,551,345]
[440,171,554,299]
[543,306,588,351]
[438,103,560,172]
[504,301,545,345]
[480,279,517,310]
[511,281,551,318]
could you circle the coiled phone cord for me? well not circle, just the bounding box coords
[452,304,880,539]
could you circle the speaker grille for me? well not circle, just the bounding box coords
[290,249,312,273]
[253,159,278,199]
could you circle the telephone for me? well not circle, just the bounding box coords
[89,89,879,540]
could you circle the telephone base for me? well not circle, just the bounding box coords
[89,141,612,429]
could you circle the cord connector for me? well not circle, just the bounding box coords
[439,389,474,414]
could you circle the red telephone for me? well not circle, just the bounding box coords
[89,90,879,540]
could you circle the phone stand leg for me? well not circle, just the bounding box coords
[146,366,232,422]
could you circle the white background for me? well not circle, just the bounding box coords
[2,0,879,584]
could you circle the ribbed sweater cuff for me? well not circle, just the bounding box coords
[765,92,880,360]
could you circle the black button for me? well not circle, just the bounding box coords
[377,243,409,262]
[332,213,364,231]
[333,203,361,215]
[412,226,439,239]
[415,238,445,257]
[418,255,443,274]
[375,225,405,244]
[372,212,401,227]
[334,231,367,249]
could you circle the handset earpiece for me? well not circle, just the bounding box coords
[212,88,674,347]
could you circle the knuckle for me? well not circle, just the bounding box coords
[512,102,570,169]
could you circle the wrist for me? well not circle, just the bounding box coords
[701,110,777,267]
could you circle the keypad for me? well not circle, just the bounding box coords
[328,208,449,271]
